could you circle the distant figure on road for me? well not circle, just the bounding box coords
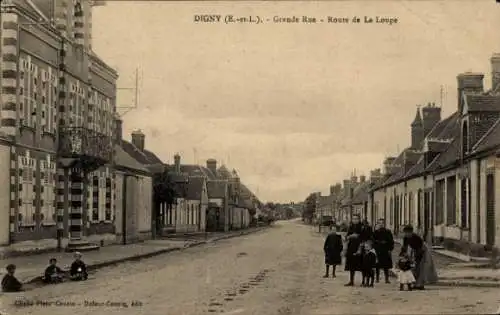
[361,240,377,287]
[70,252,88,281]
[400,225,438,290]
[344,214,364,286]
[1,264,23,292]
[373,218,394,283]
[323,225,343,278]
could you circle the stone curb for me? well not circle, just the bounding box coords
[24,226,268,286]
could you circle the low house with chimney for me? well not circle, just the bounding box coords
[113,123,162,243]
[317,193,334,223]
[317,184,343,224]
[162,155,209,233]
[113,144,153,244]
[117,124,166,238]
[368,54,500,257]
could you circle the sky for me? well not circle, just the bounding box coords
[91,0,500,203]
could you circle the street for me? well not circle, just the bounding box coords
[1,220,499,315]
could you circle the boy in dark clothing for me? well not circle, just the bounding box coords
[323,225,343,278]
[70,252,88,281]
[2,264,23,292]
[44,258,64,283]
[361,241,377,287]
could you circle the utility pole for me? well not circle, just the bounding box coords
[440,85,444,108]
[116,67,140,118]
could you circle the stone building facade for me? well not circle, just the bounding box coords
[0,0,117,252]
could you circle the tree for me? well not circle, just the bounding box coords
[152,168,177,234]
[302,193,317,223]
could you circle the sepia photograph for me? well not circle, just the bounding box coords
[0,0,499,314]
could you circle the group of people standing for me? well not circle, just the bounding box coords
[323,214,438,290]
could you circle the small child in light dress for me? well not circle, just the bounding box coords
[397,253,415,291]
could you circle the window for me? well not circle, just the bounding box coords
[19,155,36,227]
[389,197,393,225]
[460,178,468,229]
[446,176,457,225]
[417,189,422,227]
[436,179,445,225]
[408,192,413,225]
[462,121,468,159]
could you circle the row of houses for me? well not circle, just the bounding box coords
[305,53,500,257]
[0,0,261,256]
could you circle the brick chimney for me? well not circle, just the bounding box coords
[330,185,335,195]
[411,107,424,149]
[457,72,484,112]
[131,129,145,151]
[174,153,181,173]
[343,180,351,196]
[421,103,441,137]
[491,53,500,92]
[206,159,217,175]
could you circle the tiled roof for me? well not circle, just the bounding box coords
[207,180,228,199]
[427,138,459,172]
[179,164,216,179]
[426,140,449,153]
[217,165,232,179]
[404,155,424,178]
[382,149,407,185]
[114,145,150,173]
[377,112,460,187]
[465,94,500,112]
[121,140,164,166]
[185,176,205,201]
[472,118,500,153]
[351,182,370,204]
[427,113,458,140]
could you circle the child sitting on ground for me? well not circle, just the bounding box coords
[44,258,64,283]
[397,252,415,291]
[2,264,23,292]
[70,252,88,281]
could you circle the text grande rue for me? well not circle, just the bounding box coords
[272,15,398,25]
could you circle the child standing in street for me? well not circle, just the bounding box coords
[397,253,415,291]
[323,225,343,278]
[361,240,377,287]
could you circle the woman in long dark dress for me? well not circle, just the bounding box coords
[400,225,438,290]
[344,215,364,286]
[323,225,343,278]
[373,218,394,283]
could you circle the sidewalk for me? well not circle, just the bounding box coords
[392,242,500,288]
[0,226,267,286]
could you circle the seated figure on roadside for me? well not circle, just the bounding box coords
[44,258,64,283]
[70,252,88,281]
[2,264,23,292]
